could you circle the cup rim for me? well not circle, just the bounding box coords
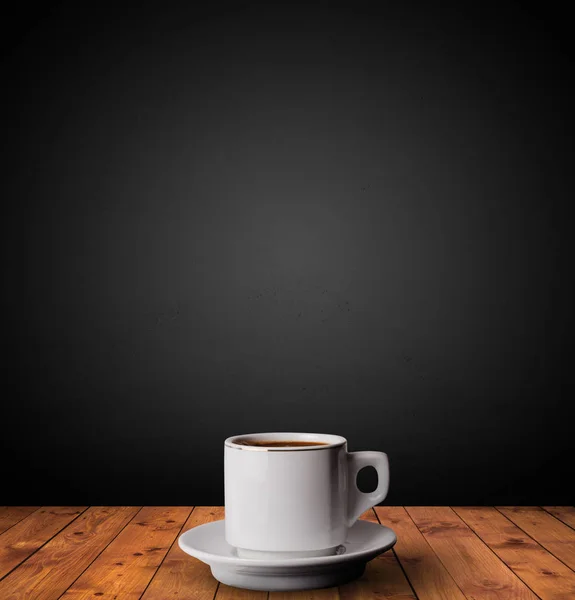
[225,432,346,451]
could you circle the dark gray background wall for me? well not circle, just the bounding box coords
[3,1,574,505]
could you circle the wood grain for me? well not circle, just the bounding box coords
[0,507,41,535]
[4,506,571,599]
[376,506,467,600]
[0,506,140,600]
[455,506,575,600]
[339,552,416,600]
[543,507,575,530]
[141,506,224,600]
[360,508,379,523]
[60,506,191,599]
[271,589,339,600]
[0,506,87,579]
[498,506,575,571]
[407,506,539,599]
[216,583,268,600]
[338,509,416,600]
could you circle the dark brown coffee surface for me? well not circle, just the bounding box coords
[234,439,329,448]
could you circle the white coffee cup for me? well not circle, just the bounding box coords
[224,432,390,558]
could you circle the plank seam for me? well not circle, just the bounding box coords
[137,506,195,599]
[494,506,575,575]
[0,506,41,537]
[445,507,544,600]
[55,506,144,600]
[540,507,575,533]
[372,508,420,600]
[393,548,420,600]
[454,507,559,600]
[393,507,470,600]
[0,506,90,583]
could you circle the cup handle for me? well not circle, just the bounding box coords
[346,451,390,527]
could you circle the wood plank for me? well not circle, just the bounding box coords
[216,583,267,600]
[407,506,538,600]
[271,589,339,600]
[0,507,41,535]
[543,507,575,530]
[0,506,140,600]
[498,506,575,571]
[360,508,379,523]
[60,506,191,599]
[455,506,575,600]
[0,506,87,579]
[141,506,224,600]
[338,508,415,600]
[339,552,416,600]
[376,506,467,600]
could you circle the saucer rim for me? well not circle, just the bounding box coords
[178,518,397,568]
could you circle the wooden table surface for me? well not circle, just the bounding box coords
[1,506,574,599]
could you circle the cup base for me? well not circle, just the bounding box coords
[235,545,343,559]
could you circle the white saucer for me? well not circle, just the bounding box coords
[178,519,397,591]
